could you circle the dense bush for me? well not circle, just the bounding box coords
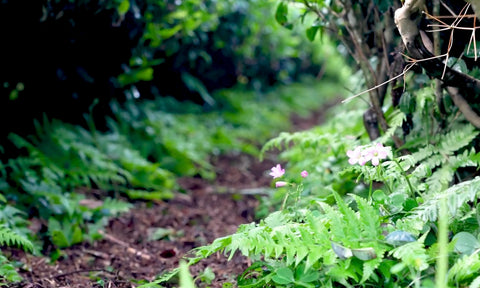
[0,0,328,146]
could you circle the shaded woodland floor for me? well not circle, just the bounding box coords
[8,105,334,288]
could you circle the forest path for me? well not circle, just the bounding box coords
[12,100,339,288]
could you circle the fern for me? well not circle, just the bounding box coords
[389,233,431,272]
[371,123,480,199]
[378,109,406,143]
[413,176,480,222]
[260,109,364,159]
[448,253,480,285]
[470,275,480,288]
[99,197,132,216]
[183,192,388,287]
[0,226,33,252]
[0,253,23,283]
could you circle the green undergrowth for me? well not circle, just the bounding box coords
[146,82,480,287]
[0,78,344,282]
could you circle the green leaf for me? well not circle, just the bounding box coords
[275,2,288,26]
[447,57,468,74]
[199,267,215,284]
[71,225,83,245]
[50,230,70,249]
[372,190,386,204]
[272,267,294,285]
[399,92,416,114]
[373,0,393,12]
[181,73,215,106]
[306,26,319,42]
[117,0,130,15]
[298,266,320,283]
[464,41,480,58]
[453,232,480,255]
[117,67,154,86]
[148,227,175,241]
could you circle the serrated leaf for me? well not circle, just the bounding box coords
[286,245,296,266]
[305,246,323,270]
[295,245,309,266]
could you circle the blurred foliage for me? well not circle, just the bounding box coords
[120,0,335,97]
[0,0,333,145]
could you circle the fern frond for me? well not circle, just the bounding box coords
[448,253,480,284]
[470,275,480,288]
[413,177,480,222]
[408,146,435,166]
[389,235,430,272]
[188,210,333,270]
[379,109,405,143]
[331,192,362,240]
[437,124,478,156]
[353,195,381,240]
[100,198,132,216]
[0,226,33,252]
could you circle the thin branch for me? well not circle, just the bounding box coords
[342,62,416,103]
[447,87,480,128]
[98,230,152,261]
[53,268,114,279]
[395,2,480,95]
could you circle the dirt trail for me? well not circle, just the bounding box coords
[10,105,333,288]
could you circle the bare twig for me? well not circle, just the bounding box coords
[98,230,152,261]
[447,87,480,128]
[53,268,114,279]
[395,1,480,94]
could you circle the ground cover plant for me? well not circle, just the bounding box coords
[0,78,342,284]
[145,0,480,287]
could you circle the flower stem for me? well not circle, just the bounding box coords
[394,159,415,196]
[281,190,290,211]
[377,165,392,195]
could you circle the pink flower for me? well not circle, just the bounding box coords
[347,146,367,166]
[301,170,308,178]
[275,181,288,188]
[269,164,285,179]
[363,143,389,166]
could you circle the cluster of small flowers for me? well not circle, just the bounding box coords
[269,164,308,188]
[346,143,390,166]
